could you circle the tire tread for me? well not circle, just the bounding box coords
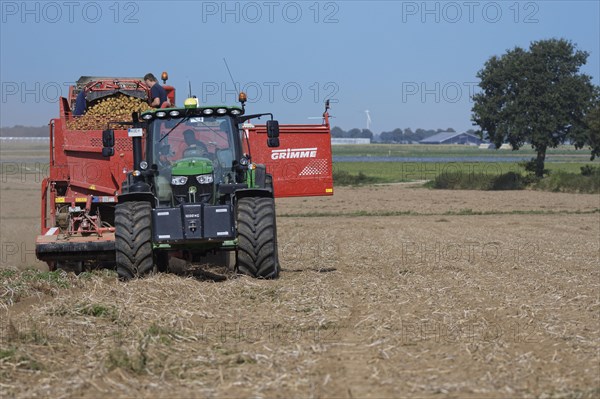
[115,202,154,280]
[236,197,280,279]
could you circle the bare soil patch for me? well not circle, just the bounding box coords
[278,185,600,216]
[1,184,599,398]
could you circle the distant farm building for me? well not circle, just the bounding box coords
[477,143,515,150]
[331,138,371,145]
[419,131,485,145]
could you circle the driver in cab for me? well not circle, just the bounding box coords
[182,129,209,158]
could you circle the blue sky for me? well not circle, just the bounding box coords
[1,1,598,133]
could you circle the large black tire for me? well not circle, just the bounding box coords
[236,197,280,279]
[115,202,154,280]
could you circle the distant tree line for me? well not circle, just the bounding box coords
[0,125,48,137]
[331,127,374,140]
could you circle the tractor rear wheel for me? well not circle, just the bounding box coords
[235,197,280,279]
[115,201,155,280]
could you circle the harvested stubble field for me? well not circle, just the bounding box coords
[1,176,600,397]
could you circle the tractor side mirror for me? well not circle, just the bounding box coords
[102,147,114,157]
[102,129,115,147]
[266,120,279,147]
[267,138,280,148]
[102,129,115,157]
[266,120,279,138]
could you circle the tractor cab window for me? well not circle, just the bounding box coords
[150,116,236,181]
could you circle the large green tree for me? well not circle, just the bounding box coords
[472,39,597,177]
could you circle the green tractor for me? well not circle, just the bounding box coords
[102,96,281,280]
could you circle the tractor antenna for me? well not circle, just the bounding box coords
[223,58,239,96]
[188,81,192,98]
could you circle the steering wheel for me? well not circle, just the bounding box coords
[182,144,208,158]
[183,143,210,159]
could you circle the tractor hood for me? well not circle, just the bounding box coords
[171,158,213,176]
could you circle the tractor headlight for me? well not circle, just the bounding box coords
[196,174,214,184]
[156,111,167,118]
[203,108,214,115]
[142,113,153,120]
[171,176,188,185]
[216,108,227,115]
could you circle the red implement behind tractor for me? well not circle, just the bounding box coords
[36,75,333,279]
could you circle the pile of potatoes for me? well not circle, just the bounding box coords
[67,94,152,130]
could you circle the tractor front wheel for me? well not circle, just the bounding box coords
[115,201,155,280]
[236,197,280,279]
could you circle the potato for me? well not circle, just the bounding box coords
[67,94,153,130]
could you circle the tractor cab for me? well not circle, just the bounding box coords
[115,96,281,209]
[143,110,241,206]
